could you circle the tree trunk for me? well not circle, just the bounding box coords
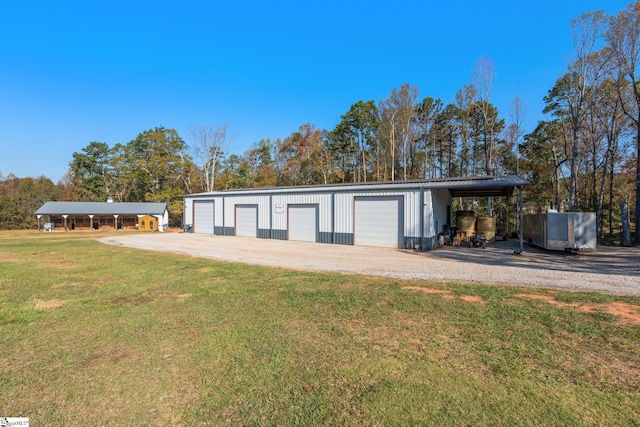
[568,127,579,212]
[609,157,615,234]
[636,124,640,245]
[622,199,632,247]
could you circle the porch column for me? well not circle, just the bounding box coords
[88,215,94,231]
[505,197,509,238]
[519,186,524,253]
[37,215,42,232]
[62,214,68,231]
[113,214,119,230]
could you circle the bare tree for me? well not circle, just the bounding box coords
[472,56,499,176]
[606,1,640,243]
[472,56,507,215]
[190,123,230,192]
[509,96,527,175]
[570,11,606,211]
[378,99,397,181]
[543,12,606,212]
[385,84,419,180]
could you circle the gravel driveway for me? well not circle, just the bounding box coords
[99,233,640,296]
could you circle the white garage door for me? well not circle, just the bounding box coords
[236,205,258,238]
[193,200,214,234]
[288,205,317,242]
[354,197,403,247]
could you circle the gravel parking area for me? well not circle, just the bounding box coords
[99,232,640,296]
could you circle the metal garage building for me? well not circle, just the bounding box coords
[183,175,528,250]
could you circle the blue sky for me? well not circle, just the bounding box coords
[0,1,632,182]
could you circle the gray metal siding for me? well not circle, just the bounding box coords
[334,233,354,245]
[318,232,333,244]
[271,194,332,233]
[272,229,287,240]
[224,195,270,230]
[183,182,460,250]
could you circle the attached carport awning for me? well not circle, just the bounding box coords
[426,175,529,198]
[428,175,529,252]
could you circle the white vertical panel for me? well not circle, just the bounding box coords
[334,193,354,234]
[214,197,223,228]
[184,197,193,227]
[431,188,451,237]
[424,190,435,238]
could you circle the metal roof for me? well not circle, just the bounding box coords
[186,175,529,198]
[426,175,529,198]
[34,202,168,216]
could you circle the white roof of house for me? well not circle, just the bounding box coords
[35,202,167,216]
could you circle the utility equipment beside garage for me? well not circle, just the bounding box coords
[523,210,597,251]
[183,175,529,250]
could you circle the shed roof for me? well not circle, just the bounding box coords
[186,175,529,198]
[35,202,167,216]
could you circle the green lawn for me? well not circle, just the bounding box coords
[1,231,639,426]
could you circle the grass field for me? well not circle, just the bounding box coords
[1,231,639,426]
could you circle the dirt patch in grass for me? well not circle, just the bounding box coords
[33,299,67,311]
[0,253,24,263]
[110,295,155,306]
[403,286,486,304]
[516,293,640,325]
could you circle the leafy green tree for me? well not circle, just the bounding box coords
[244,139,277,188]
[521,120,568,211]
[274,124,325,186]
[217,154,253,189]
[326,121,357,183]
[339,100,380,182]
[414,97,443,178]
[124,127,189,199]
[69,141,115,201]
[0,174,63,229]
[434,103,460,178]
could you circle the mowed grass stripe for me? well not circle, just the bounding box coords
[0,231,639,425]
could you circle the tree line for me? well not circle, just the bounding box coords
[1,2,638,244]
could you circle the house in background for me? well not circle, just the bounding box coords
[34,201,169,232]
